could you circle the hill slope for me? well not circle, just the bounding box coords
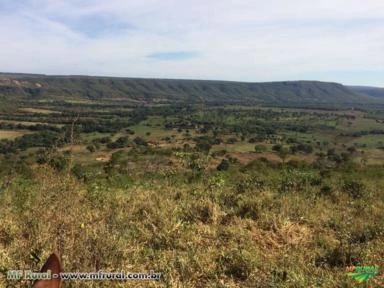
[349,86,384,99]
[0,73,372,105]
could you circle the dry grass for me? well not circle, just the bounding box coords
[19,108,61,114]
[0,161,383,287]
[0,130,31,140]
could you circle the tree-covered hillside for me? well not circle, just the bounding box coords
[0,73,374,106]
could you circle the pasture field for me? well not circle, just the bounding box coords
[19,107,61,114]
[351,134,384,147]
[0,99,383,287]
[0,129,31,139]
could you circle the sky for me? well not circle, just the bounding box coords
[0,0,383,87]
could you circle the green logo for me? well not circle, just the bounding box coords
[346,266,380,283]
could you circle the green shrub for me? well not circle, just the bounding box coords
[71,163,87,180]
[48,155,68,172]
[133,136,147,146]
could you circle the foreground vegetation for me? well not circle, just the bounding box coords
[1,155,383,287]
[0,97,383,287]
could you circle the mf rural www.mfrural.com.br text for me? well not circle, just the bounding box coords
[7,269,162,281]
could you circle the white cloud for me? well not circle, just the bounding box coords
[0,0,383,86]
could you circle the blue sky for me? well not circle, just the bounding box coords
[0,0,383,87]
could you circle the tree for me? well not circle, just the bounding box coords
[272,144,283,152]
[194,136,214,154]
[196,142,212,154]
[277,147,290,163]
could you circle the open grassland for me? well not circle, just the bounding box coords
[0,130,31,139]
[351,135,384,147]
[19,107,61,114]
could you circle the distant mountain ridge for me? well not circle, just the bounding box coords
[348,86,384,99]
[0,73,378,106]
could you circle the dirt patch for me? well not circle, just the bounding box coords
[96,156,110,162]
[20,108,61,114]
[58,145,87,153]
[0,130,31,140]
[229,152,281,164]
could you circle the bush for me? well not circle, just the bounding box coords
[226,137,238,144]
[315,245,362,268]
[254,144,267,153]
[318,185,333,197]
[292,143,314,154]
[218,250,255,281]
[194,136,216,153]
[71,163,87,180]
[107,136,130,149]
[217,159,230,171]
[196,142,212,154]
[235,200,259,220]
[49,155,68,172]
[86,145,96,153]
[342,179,365,199]
[272,144,282,152]
[133,137,147,146]
[98,136,111,144]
